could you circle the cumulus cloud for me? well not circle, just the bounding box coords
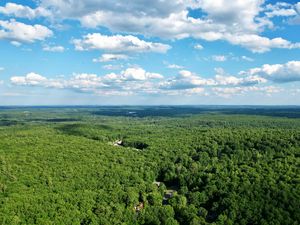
[73,33,171,53]
[11,72,106,90]
[244,61,300,83]
[160,70,216,90]
[0,19,53,43]
[43,45,65,52]
[93,54,129,63]
[121,67,164,80]
[288,2,300,24]
[265,2,297,18]
[213,87,244,98]
[34,0,300,52]
[9,62,297,97]
[161,68,267,91]
[10,67,164,95]
[224,34,300,53]
[1,0,293,52]
[67,73,106,90]
[197,0,265,32]
[40,0,184,20]
[11,72,47,86]
[0,3,51,19]
[214,75,266,86]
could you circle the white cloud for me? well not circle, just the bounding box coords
[265,2,297,18]
[213,87,244,98]
[10,67,164,95]
[213,86,281,98]
[43,45,65,52]
[198,0,263,30]
[73,33,171,53]
[75,0,264,35]
[194,44,203,50]
[29,0,300,52]
[160,70,216,90]
[214,75,241,86]
[68,73,106,90]
[288,2,300,24]
[9,61,297,97]
[212,55,227,62]
[0,19,53,43]
[266,8,297,17]
[215,74,266,86]
[224,34,300,53]
[207,54,254,62]
[241,56,254,62]
[167,64,184,69]
[93,54,129,63]
[10,72,104,89]
[40,0,182,18]
[296,2,300,13]
[245,60,300,83]
[160,67,268,91]
[0,67,4,71]
[0,3,51,19]
[121,67,164,81]
[10,41,22,47]
[11,72,47,86]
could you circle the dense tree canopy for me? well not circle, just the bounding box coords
[0,106,299,224]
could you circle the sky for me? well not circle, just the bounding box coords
[0,0,299,105]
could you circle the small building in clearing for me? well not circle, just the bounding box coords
[114,140,123,146]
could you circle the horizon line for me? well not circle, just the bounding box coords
[0,104,300,107]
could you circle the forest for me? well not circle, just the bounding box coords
[0,106,299,225]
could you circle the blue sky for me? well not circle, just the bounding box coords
[0,0,299,105]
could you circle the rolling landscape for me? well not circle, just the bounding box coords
[1,0,300,224]
[0,106,299,224]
